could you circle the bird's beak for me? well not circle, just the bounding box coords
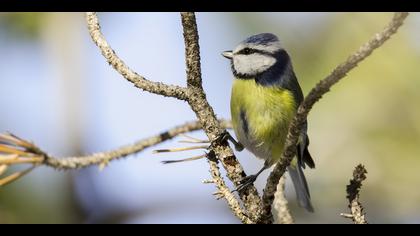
[222,50,233,59]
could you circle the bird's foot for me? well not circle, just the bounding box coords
[211,130,244,151]
[233,174,258,192]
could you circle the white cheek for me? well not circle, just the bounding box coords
[233,54,276,75]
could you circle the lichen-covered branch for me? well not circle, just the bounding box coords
[180,12,264,223]
[260,12,409,221]
[341,164,368,224]
[206,152,253,224]
[44,120,230,169]
[273,176,294,224]
[0,120,230,186]
[85,12,189,100]
[181,12,203,89]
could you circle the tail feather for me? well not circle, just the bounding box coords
[297,134,315,169]
[287,165,314,212]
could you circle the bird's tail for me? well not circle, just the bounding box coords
[287,165,314,212]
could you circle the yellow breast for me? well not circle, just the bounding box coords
[230,78,297,164]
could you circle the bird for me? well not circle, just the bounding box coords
[221,33,315,212]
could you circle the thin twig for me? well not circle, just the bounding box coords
[260,12,409,221]
[341,164,368,224]
[85,12,189,100]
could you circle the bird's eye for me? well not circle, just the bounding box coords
[242,48,252,55]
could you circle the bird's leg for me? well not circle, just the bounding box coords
[211,130,244,151]
[234,163,269,192]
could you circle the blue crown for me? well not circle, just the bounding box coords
[242,33,279,45]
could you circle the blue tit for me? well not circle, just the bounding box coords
[222,33,315,212]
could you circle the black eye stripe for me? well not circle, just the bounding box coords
[236,47,275,56]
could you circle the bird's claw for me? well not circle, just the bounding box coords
[211,130,230,146]
[210,130,244,151]
[233,175,257,193]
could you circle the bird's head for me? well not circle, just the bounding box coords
[222,33,285,78]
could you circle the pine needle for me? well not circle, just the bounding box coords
[161,154,206,164]
[0,165,36,187]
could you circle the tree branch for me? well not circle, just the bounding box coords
[44,120,230,169]
[273,176,294,224]
[260,12,409,221]
[341,164,368,224]
[85,12,189,100]
[206,152,253,224]
[180,12,264,223]
[181,12,203,89]
[0,120,230,186]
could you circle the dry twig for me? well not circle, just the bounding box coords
[341,164,368,224]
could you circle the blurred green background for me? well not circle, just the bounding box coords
[0,12,419,224]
